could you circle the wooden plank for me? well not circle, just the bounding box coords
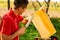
[32,9,56,39]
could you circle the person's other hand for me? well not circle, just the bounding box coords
[40,6,46,13]
[22,18,28,24]
[18,27,26,35]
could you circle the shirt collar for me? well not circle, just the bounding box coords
[8,8,23,23]
[9,8,17,19]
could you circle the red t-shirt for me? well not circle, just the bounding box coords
[1,9,23,40]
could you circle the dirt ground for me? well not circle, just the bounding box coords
[0,8,60,18]
[0,8,7,17]
[48,11,60,18]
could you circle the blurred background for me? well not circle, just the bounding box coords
[0,0,60,40]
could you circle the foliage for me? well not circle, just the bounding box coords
[20,18,60,40]
[20,23,40,40]
[50,18,60,40]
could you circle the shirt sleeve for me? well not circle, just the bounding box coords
[1,17,11,36]
[19,15,24,21]
[17,15,24,22]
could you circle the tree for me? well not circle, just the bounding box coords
[44,0,51,13]
[31,0,51,14]
[36,0,42,7]
[8,0,10,10]
[31,1,37,10]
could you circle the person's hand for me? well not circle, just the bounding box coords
[18,27,26,35]
[40,6,46,13]
[22,18,28,24]
[2,34,12,40]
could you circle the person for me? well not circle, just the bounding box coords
[0,0,29,40]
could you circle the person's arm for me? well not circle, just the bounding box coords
[7,18,28,39]
[8,27,26,40]
[1,26,26,40]
[8,17,28,39]
[0,27,26,40]
[2,18,27,40]
[2,34,11,40]
[2,16,28,40]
